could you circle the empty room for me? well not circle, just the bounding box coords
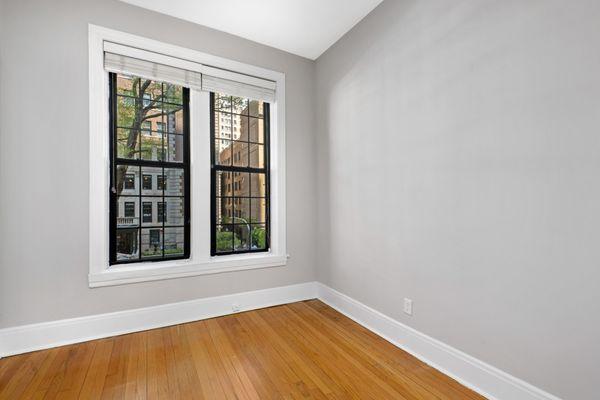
[0,0,598,399]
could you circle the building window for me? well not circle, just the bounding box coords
[124,173,135,190]
[157,202,166,223]
[211,93,269,255]
[142,174,152,190]
[157,175,166,191]
[142,202,153,223]
[124,201,135,218]
[149,229,161,245]
[110,72,190,264]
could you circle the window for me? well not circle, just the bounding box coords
[89,26,286,287]
[142,202,153,223]
[157,202,166,223]
[124,201,135,218]
[157,175,166,190]
[124,174,135,190]
[211,93,269,255]
[142,174,152,190]
[110,72,190,264]
[149,229,161,245]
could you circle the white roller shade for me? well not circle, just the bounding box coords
[104,50,202,90]
[201,69,276,103]
[103,41,276,102]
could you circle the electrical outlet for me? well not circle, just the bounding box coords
[403,298,413,316]
[232,303,241,312]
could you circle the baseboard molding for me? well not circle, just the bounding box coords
[317,283,561,400]
[0,282,317,358]
[0,281,562,400]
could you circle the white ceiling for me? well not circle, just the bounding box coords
[118,0,383,60]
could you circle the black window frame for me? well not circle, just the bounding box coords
[210,92,270,256]
[109,72,190,265]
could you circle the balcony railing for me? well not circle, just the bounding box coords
[117,217,139,227]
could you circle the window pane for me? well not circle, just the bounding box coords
[116,95,137,128]
[249,143,264,168]
[163,82,183,105]
[141,228,162,259]
[215,171,232,197]
[215,197,232,225]
[251,224,267,250]
[232,114,246,141]
[251,198,266,224]
[117,197,139,228]
[164,197,185,226]
[249,117,264,143]
[164,227,185,257]
[248,99,264,118]
[117,128,140,160]
[116,165,138,195]
[234,172,250,197]
[233,197,250,221]
[141,167,162,195]
[164,102,184,134]
[164,168,184,196]
[231,97,249,115]
[167,134,184,162]
[234,224,250,251]
[215,225,233,253]
[140,131,165,161]
[215,93,231,112]
[250,173,266,197]
[116,228,139,261]
[232,141,249,168]
[215,112,232,140]
[116,74,137,97]
[215,139,232,166]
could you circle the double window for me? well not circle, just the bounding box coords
[109,73,271,264]
[90,27,285,286]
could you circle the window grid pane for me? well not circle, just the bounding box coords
[211,92,270,256]
[110,73,190,265]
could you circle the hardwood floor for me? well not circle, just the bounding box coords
[0,300,486,399]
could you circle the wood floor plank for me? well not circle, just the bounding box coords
[304,300,483,400]
[0,301,487,400]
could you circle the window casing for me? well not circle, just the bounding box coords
[89,26,286,287]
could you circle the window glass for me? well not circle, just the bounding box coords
[211,93,269,255]
[110,73,189,264]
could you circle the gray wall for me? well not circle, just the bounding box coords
[315,1,600,399]
[0,0,317,328]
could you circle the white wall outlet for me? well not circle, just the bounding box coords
[403,298,413,316]
[231,303,241,312]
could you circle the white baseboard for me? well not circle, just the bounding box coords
[316,283,562,400]
[0,281,562,400]
[0,282,317,357]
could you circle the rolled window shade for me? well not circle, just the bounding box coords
[104,52,203,90]
[103,42,277,102]
[202,74,276,103]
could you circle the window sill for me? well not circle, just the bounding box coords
[89,253,288,288]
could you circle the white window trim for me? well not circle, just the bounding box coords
[88,25,287,288]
